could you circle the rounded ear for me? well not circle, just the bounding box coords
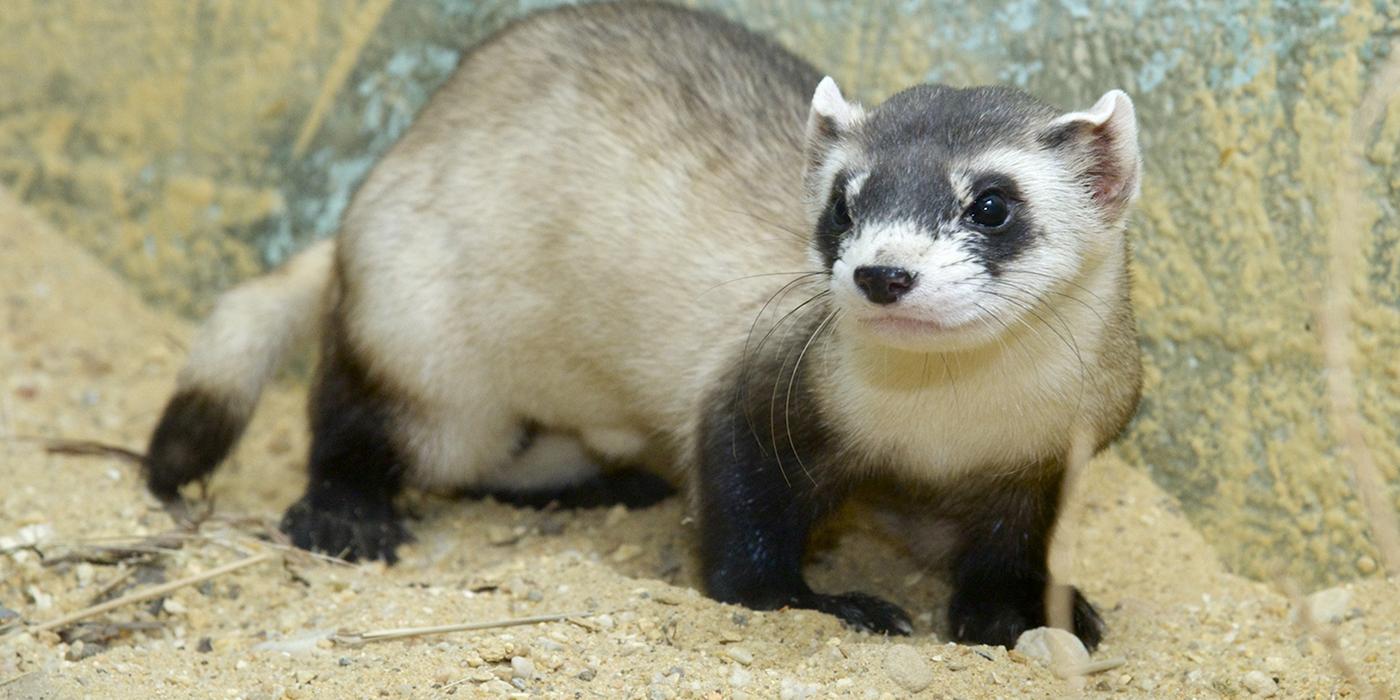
[1042,90,1141,217]
[805,77,863,167]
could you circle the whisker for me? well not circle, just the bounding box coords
[699,270,826,298]
[739,289,832,459]
[782,309,838,487]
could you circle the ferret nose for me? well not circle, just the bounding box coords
[853,266,916,305]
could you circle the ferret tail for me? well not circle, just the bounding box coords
[144,239,336,500]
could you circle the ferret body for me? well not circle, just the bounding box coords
[145,1,1142,646]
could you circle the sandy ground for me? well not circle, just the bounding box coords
[1,186,1397,700]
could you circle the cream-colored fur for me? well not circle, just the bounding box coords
[177,238,334,418]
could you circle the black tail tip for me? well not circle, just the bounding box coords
[145,388,246,501]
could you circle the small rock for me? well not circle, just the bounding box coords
[197,637,213,653]
[577,668,596,682]
[338,658,352,667]
[652,589,684,606]
[487,526,520,546]
[1356,555,1377,575]
[728,664,752,688]
[1014,627,1090,671]
[511,656,536,680]
[1306,587,1351,624]
[163,598,187,615]
[883,643,934,693]
[604,505,628,527]
[611,544,643,562]
[724,647,754,665]
[779,678,820,700]
[1242,670,1278,697]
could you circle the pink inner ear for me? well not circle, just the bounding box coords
[1086,124,1129,205]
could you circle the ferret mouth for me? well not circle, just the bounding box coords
[857,314,971,334]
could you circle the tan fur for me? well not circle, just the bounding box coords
[177,238,334,417]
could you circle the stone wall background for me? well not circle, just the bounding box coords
[1,0,1396,586]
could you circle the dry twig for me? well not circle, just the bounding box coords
[334,611,596,646]
[28,552,277,634]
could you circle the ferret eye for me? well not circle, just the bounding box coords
[966,191,1010,229]
[829,196,853,232]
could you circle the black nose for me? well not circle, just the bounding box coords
[853,266,916,305]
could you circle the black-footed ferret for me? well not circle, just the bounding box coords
[144,1,1142,648]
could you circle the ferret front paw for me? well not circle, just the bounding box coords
[279,491,410,563]
[948,583,1103,650]
[795,591,914,636]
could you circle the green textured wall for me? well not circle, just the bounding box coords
[1,0,1396,587]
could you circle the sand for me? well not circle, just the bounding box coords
[2,186,1397,699]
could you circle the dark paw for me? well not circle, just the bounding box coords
[949,583,1103,650]
[279,490,410,564]
[794,591,914,636]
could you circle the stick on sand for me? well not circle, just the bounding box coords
[28,552,277,634]
[337,611,596,645]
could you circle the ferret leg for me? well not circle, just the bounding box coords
[279,329,410,563]
[696,408,912,635]
[946,471,1104,649]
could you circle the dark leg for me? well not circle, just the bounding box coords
[946,471,1104,649]
[695,385,912,635]
[278,328,411,563]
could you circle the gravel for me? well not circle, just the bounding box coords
[883,643,934,693]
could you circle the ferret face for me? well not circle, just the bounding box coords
[803,80,1140,353]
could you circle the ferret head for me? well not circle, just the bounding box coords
[803,78,1140,353]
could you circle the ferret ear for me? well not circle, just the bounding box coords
[1043,90,1140,219]
[805,77,862,164]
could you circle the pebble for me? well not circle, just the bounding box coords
[1356,555,1377,574]
[487,526,521,546]
[724,647,754,665]
[728,664,752,688]
[779,678,820,700]
[610,544,643,562]
[1242,670,1278,697]
[883,643,934,693]
[604,505,629,527]
[1306,587,1350,624]
[511,656,536,680]
[576,668,596,682]
[1013,627,1090,670]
